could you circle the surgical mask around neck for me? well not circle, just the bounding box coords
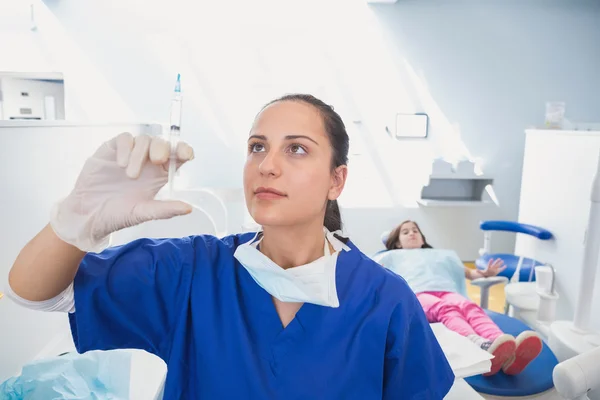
[233,227,350,308]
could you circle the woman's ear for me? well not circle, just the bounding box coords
[328,165,348,201]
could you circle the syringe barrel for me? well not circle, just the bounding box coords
[169,95,182,134]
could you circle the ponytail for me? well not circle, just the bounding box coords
[324,199,344,233]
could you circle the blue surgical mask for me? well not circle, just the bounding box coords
[234,227,350,308]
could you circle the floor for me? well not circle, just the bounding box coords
[464,262,506,313]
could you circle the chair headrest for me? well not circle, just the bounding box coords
[381,230,391,246]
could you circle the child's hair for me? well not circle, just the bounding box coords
[385,220,433,250]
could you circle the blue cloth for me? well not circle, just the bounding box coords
[0,350,131,400]
[374,249,468,297]
[69,233,454,399]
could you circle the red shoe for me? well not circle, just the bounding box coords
[502,331,543,375]
[482,334,516,377]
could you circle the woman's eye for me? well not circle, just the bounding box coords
[289,144,307,155]
[249,143,265,153]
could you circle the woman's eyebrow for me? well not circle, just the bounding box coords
[248,134,319,145]
[248,134,267,142]
[285,135,319,145]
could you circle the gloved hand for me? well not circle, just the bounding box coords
[50,132,195,253]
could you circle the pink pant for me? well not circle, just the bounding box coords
[417,291,504,341]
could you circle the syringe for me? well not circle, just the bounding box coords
[167,73,182,198]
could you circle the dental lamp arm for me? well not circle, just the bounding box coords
[553,346,600,400]
[470,277,509,309]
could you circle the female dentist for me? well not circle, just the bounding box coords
[8,94,454,399]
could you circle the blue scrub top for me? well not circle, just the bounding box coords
[69,233,454,399]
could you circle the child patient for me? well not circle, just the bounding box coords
[379,220,543,377]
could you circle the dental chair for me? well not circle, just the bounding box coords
[477,221,553,283]
[377,230,559,399]
[477,221,555,334]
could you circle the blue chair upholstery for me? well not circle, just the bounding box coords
[465,311,558,397]
[476,254,544,282]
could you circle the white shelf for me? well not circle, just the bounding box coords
[417,199,496,207]
[0,120,158,128]
[422,159,494,205]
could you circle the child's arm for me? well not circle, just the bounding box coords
[464,258,506,280]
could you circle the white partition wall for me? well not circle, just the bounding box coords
[515,129,600,332]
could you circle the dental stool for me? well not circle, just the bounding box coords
[465,311,559,398]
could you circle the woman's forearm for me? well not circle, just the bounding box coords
[8,223,85,301]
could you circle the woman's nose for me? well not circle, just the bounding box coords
[258,152,282,177]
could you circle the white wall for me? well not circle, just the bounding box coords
[0,1,57,73]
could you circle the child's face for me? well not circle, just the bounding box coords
[397,222,425,249]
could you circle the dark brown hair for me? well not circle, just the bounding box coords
[385,220,433,250]
[260,94,349,232]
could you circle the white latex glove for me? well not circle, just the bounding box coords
[50,132,195,253]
